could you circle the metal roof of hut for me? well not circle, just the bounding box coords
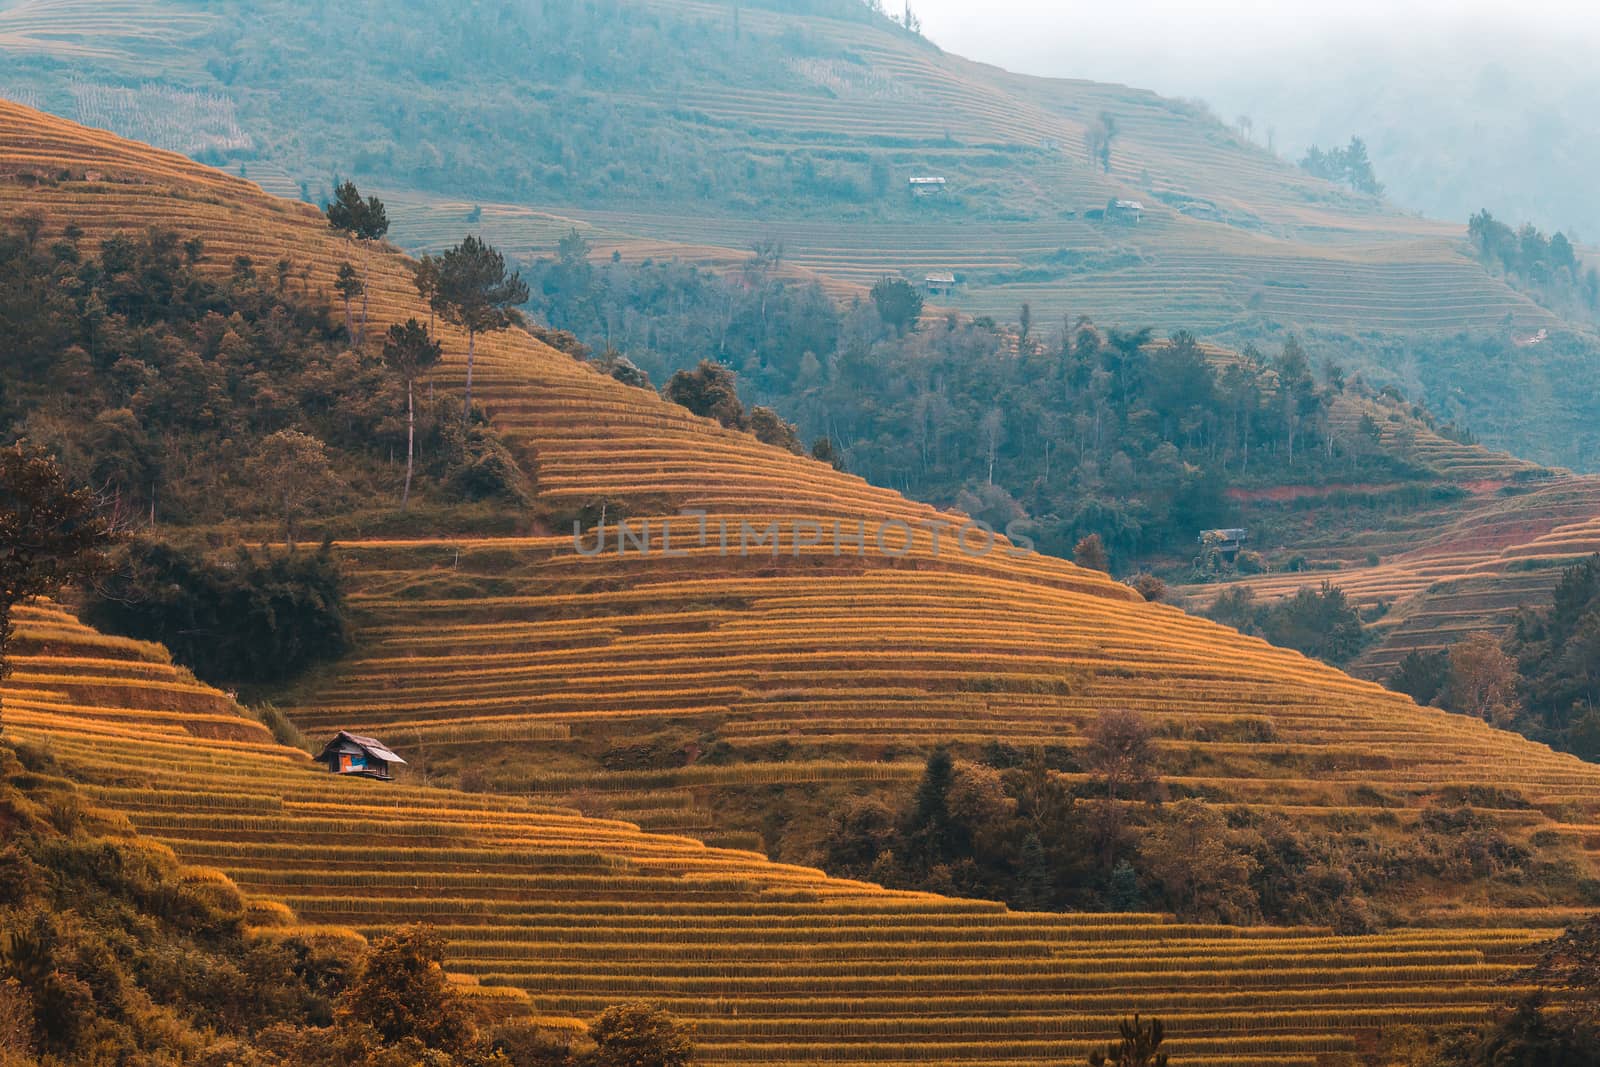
[315,731,407,777]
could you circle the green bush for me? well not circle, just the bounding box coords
[84,540,350,687]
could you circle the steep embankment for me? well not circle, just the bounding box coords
[9,99,1600,1062]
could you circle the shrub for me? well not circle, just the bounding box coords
[1127,573,1166,602]
[582,1001,694,1067]
[447,425,533,506]
[336,925,475,1053]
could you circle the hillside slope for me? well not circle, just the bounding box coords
[6,0,1600,470]
[4,97,1599,852]
[1181,472,1600,681]
[0,605,1577,1065]
[14,96,1600,1062]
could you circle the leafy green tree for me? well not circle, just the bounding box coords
[337,924,475,1053]
[0,442,117,733]
[86,540,349,686]
[810,437,844,470]
[1259,583,1366,666]
[1084,710,1155,867]
[583,1001,695,1067]
[608,356,652,390]
[1300,136,1382,196]
[870,277,923,335]
[435,235,530,421]
[1088,1014,1168,1067]
[381,319,443,510]
[1391,650,1450,707]
[903,746,958,867]
[249,429,338,550]
[325,181,390,346]
[1142,800,1259,923]
[1511,555,1600,751]
[1571,709,1600,761]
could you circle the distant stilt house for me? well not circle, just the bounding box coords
[316,731,406,781]
[1198,528,1249,562]
[1107,199,1145,223]
[924,270,956,297]
[908,175,946,199]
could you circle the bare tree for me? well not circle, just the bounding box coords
[1086,111,1120,173]
[382,319,443,510]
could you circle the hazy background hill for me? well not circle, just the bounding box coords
[4,0,1600,467]
[912,1,1600,240]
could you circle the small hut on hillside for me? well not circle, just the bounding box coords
[1107,199,1145,223]
[315,731,406,781]
[1198,528,1249,562]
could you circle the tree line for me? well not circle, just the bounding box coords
[0,188,535,690]
[1299,135,1384,196]
[815,713,1552,933]
[1468,208,1600,317]
[528,235,1429,568]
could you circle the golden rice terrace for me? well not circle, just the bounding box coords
[7,100,1600,1064]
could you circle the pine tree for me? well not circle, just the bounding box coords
[1105,859,1144,912]
[435,236,530,422]
[1017,831,1055,909]
[324,181,390,346]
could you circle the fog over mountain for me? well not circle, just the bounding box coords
[912,0,1600,240]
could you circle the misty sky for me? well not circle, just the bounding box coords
[909,0,1600,92]
[904,0,1600,233]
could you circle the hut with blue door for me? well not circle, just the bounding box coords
[315,731,406,781]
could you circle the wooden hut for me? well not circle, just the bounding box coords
[315,731,406,781]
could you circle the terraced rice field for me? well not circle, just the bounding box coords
[1179,461,1600,678]
[0,0,214,67]
[365,0,1554,337]
[3,0,1559,340]
[387,196,1556,337]
[12,100,1600,1061]
[5,600,1592,1066]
